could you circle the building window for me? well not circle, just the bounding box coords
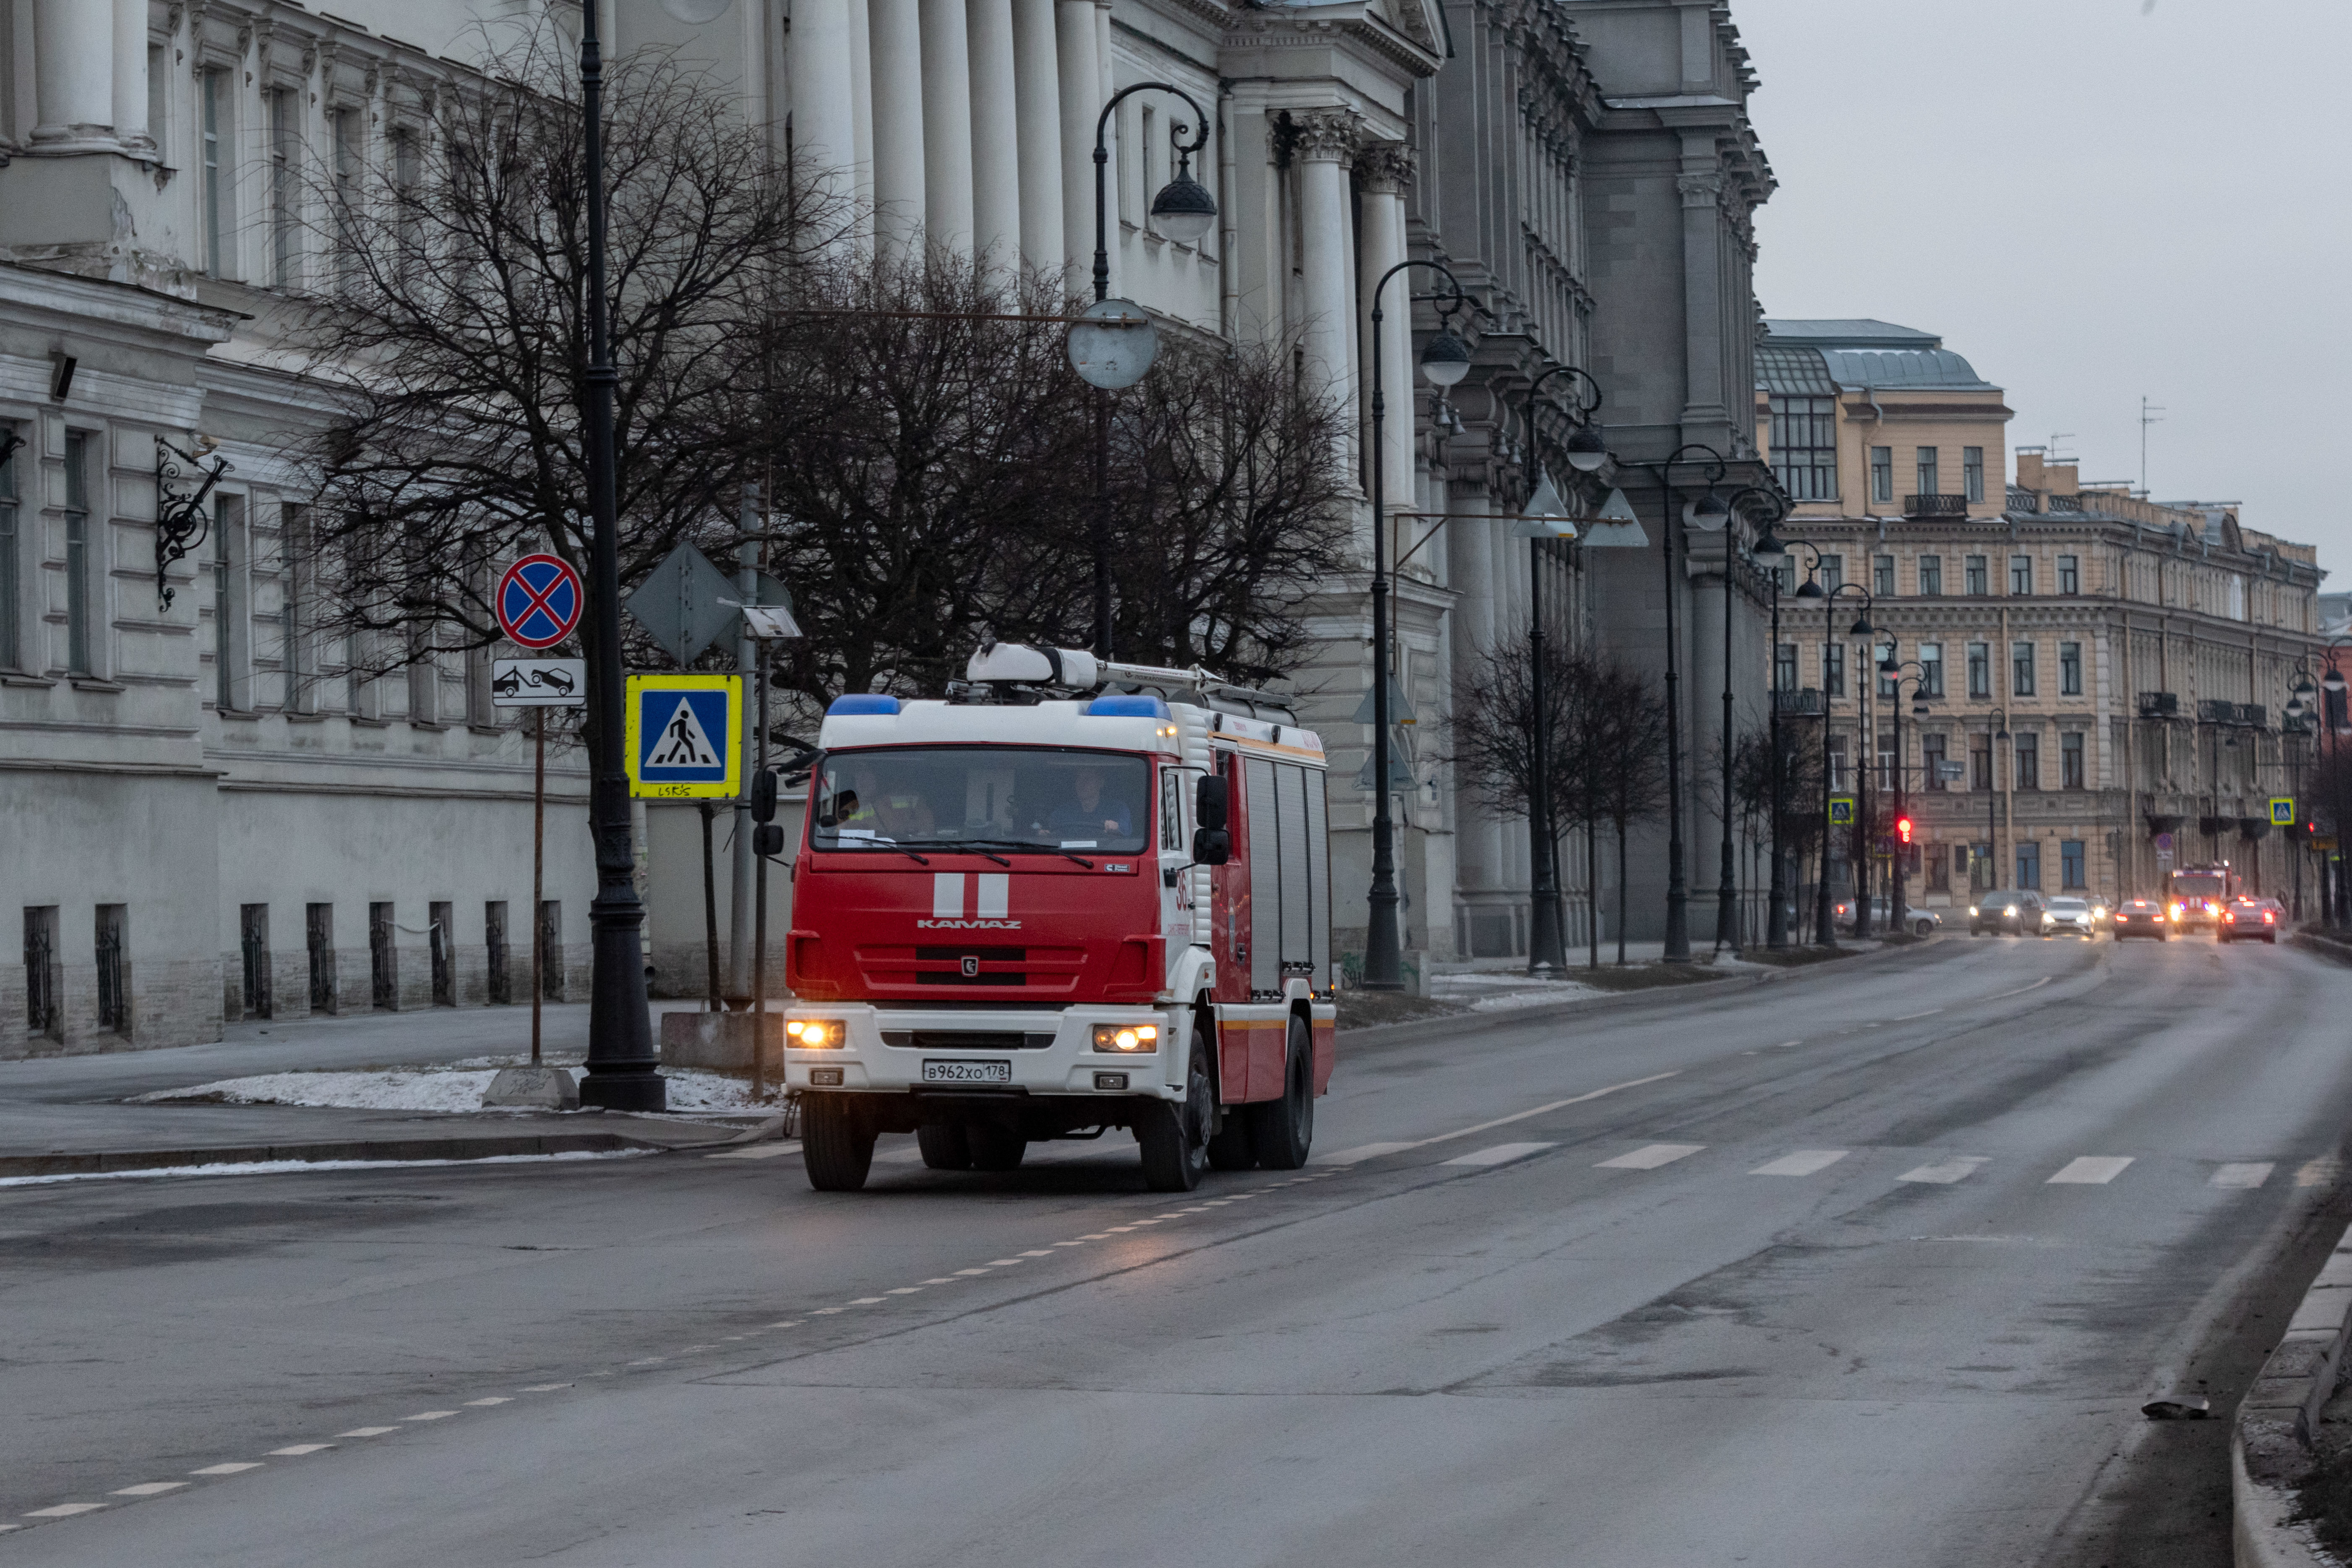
[1916,447,1939,498]
[1967,642,1990,699]
[239,904,272,1020]
[2017,840,2042,890]
[1873,555,1894,597]
[202,69,229,277]
[2015,731,2040,790]
[1774,643,1797,694]
[1927,845,1951,892]
[2010,555,2033,595]
[284,504,314,711]
[1924,732,1948,791]
[1876,727,1896,793]
[2012,640,2036,697]
[1770,396,1838,501]
[2061,731,2086,789]
[269,88,299,288]
[392,128,422,260]
[538,900,564,1001]
[1877,646,1897,700]
[1963,446,1985,503]
[2060,641,2082,696]
[370,902,398,1010]
[307,903,336,1013]
[485,901,511,1005]
[23,906,59,1039]
[1970,733,1992,791]
[211,493,245,711]
[332,109,362,295]
[1919,555,1943,596]
[1823,642,1845,697]
[146,44,166,159]
[2060,840,2086,889]
[64,431,92,675]
[2058,554,2079,595]
[1919,642,1944,697]
[1965,555,1987,595]
[430,901,455,1007]
[0,431,16,669]
[1817,554,1843,594]
[95,904,129,1035]
[1827,734,1849,794]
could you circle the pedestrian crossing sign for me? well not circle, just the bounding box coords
[1828,796,1855,825]
[2271,798,2296,826]
[625,674,743,799]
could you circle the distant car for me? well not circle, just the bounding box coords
[1830,897,1941,938]
[2041,896,2097,938]
[2219,896,2282,944]
[1969,890,2045,936]
[2110,897,2172,940]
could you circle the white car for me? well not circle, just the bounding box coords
[1830,897,1943,938]
[2042,896,2097,938]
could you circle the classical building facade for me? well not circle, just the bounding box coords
[1760,320,2329,917]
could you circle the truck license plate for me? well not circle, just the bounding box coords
[921,1059,1012,1085]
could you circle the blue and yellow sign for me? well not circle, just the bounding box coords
[2271,797,2297,827]
[1828,797,1855,825]
[624,674,743,799]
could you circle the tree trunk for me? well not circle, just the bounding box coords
[1615,816,1630,966]
[1588,823,1600,970]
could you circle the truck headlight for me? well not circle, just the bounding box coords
[786,1018,845,1048]
[1091,1023,1159,1053]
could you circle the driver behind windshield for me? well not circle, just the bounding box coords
[1043,765,1132,842]
[831,765,935,840]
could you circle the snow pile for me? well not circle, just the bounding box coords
[132,1064,782,1113]
[1429,971,1605,1013]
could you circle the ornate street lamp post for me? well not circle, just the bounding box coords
[1813,581,1873,944]
[1742,496,1793,947]
[1638,447,1729,963]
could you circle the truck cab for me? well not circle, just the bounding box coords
[782,643,1337,1193]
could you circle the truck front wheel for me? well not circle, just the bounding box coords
[917,1123,974,1170]
[1138,1046,1211,1192]
[803,1095,876,1192]
[1246,1016,1314,1170]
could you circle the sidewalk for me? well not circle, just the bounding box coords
[0,1002,761,1179]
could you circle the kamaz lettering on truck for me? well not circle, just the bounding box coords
[782,642,1338,1193]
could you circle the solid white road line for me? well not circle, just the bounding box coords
[1596,1143,1706,1171]
[1898,1156,1989,1184]
[1750,1149,1849,1177]
[189,1463,263,1476]
[1441,1142,1557,1168]
[110,1483,187,1497]
[2212,1163,2276,1189]
[2047,1156,2134,1185]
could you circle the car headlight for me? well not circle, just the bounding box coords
[1968,906,1978,917]
[785,1018,846,1048]
[2005,905,2017,916]
[1091,1023,1159,1053]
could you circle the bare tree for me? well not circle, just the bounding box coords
[287,21,842,723]
[1733,720,1825,943]
[1589,661,1669,964]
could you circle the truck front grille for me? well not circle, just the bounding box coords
[879,1031,1058,1051]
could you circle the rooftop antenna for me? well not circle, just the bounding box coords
[2047,432,2077,465]
[2139,397,2165,495]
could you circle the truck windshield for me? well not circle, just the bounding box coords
[2170,874,2225,899]
[812,747,1153,855]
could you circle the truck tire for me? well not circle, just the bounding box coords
[1247,1016,1314,1170]
[1138,1044,1211,1192]
[917,1123,973,1171]
[803,1095,876,1192]
[966,1124,1026,1171]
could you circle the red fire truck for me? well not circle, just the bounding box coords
[782,642,1337,1193]
[2166,863,2234,930]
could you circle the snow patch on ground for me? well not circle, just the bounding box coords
[131,1062,780,1114]
[1429,971,1605,1012]
[0,1151,646,1189]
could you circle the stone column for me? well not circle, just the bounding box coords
[920,0,975,253]
[113,0,149,148]
[1291,111,1358,411]
[868,0,926,253]
[1356,142,1416,518]
[847,0,875,222]
[1011,0,1063,275]
[789,0,860,194]
[1677,159,1729,433]
[966,0,1021,265]
[1054,0,1098,286]
[32,0,116,149]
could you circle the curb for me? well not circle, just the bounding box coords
[2235,1220,2352,1567]
[0,1130,673,1180]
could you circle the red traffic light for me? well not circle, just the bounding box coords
[1896,816,1914,845]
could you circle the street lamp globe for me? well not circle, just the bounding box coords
[1418,325,1473,388]
[1794,576,1825,600]
[1148,160,1218,245]
[1684,488,1730,531]
[1849,612,1874,636]
[1562,423,1610,473]
[2327,667,2348,697]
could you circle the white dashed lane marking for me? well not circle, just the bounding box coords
[1442,1142,1558,1168]
[269,1444,334,1455]
[2213,1163,2275,1189]
[1898,1156,1989,1184]
[1314,1141,1417,1166]
[1595,1143,1706,1171]
[110,1483,185,1497]
[22,1504,105,1518]
[338,1427,401,1438]
[1750,1149,1849,1177]
[2047,1156,2134,1185]
[190,1463,263,1476]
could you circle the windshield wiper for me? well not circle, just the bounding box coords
[897,840,1012,866]
[821,837,931,865]
[954,837,1097,869]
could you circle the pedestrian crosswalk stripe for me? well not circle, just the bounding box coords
[1750,1149,1849,1177]
[1313,1142,1416,1166]
[1596,1143,1705,1170]
[1898,1156,1989,1184]
[2047,1156,2133,1185]
[2212,1163,2275,1189]
[1442,1142,1557,1168]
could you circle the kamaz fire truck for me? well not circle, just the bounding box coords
[2166,862,2234,931]
[781,642,1338,1193]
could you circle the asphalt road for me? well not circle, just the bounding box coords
[5,933,2351,1567]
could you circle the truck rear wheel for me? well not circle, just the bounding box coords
[802,1095,876,1192]
[1138,1045,1211,1192]
[1246,1016,1314,1170]
[917,1123,973,1171]
[966,1124,1027,1171]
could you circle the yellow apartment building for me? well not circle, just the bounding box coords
[1757,320,2329,916]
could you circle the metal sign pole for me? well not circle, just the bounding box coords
[752,648,770,1101]
[531,709,545,1067]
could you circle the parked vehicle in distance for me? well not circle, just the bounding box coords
[2041,897,2097,938]
[2110,897,2172,939]
[1969,890,2046,936]
[1829,897,1941,937]
[2219,896,2283,944]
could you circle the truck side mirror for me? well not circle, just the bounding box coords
[752,768,777,823]
[1192,827,1230,866]
[1195,775,1228,832]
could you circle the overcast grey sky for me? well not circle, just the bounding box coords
[1742,0,2352,579]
